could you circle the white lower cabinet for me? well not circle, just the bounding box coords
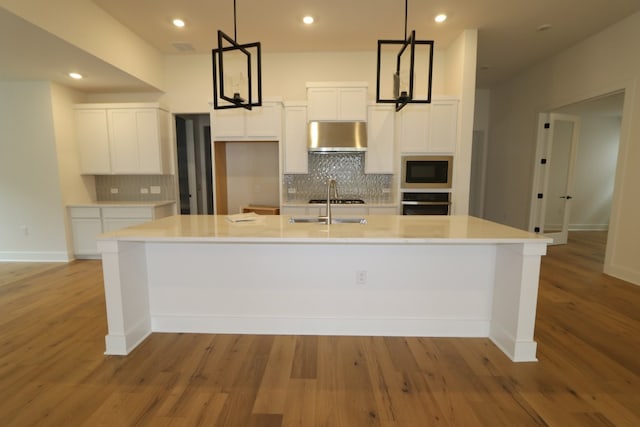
[69,204,174,258]
[69,208,103,256]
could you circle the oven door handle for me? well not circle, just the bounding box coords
[401,201,451,206]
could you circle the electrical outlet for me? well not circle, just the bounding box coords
[288,188,296,194]
[356,270,367,285]
[150,186,161,194]
[110,187,119,194]
[140,188,149,194]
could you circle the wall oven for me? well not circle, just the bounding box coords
[402,192,451,215]
[401,155,453,189]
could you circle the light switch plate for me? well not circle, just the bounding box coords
[150,186,161,194]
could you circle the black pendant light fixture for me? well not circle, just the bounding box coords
[212,0,262,110]
[376,0,434,112]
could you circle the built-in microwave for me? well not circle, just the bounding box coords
[401,155,453,189]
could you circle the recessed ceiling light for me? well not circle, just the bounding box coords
[173,18,185,28]
[435,14,447,23]
[69,72,83,80]
[303,16,314,25]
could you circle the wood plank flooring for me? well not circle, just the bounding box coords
[0,231,638,426]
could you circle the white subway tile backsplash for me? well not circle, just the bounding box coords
[96,175,175,201]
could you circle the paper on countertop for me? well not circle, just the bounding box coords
[225,212,266,223]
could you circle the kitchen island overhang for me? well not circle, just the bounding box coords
[97,215,551,362]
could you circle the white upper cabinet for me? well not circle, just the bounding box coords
[212,101,282,140]
[365,105,394,174]
[75,103,172,175]
[75,109,111,174]
[306,82,368,121]
[398,99,458,154]
[283,103,308,174]
[398,105,430,153]
[428,99,459,153]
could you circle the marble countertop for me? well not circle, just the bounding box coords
[68,201,176,208]
[97,214,552,245]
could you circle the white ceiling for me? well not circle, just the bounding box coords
[2,0,640,91]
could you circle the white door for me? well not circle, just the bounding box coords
[532,113,580,245]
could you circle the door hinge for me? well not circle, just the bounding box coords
[544,122,551,129]
[540,158,547,164]
[534,227,540,233]
[537,193,543,199]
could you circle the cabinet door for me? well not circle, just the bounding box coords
[398,105,430,153]
[283,106,308,174]
[212,108,245,139]
[365,105,394,173]
[71,218,102,256]
[338,88,367,121]
[75,109,111,174]
[135,109,164,173]
[245,104,281,139]
[307,88,337,121]
[109,109,165,174]
[428,100,458,153]
[108,109,139,173]
[307,87,368,121]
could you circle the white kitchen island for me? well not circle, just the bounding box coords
[97,215,551,362]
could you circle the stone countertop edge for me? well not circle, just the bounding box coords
[96,214,553,246]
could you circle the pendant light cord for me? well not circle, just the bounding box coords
[233,0,238,41]
[404,0,408,40]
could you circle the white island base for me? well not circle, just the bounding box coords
[97,215,550,362]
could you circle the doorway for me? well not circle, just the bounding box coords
[530,92,624,247]
[175,114,213,214]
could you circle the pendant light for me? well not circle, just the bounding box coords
[376,0,434,112]
[212,0,262,110]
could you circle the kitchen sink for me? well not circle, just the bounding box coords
[288,217,367,224]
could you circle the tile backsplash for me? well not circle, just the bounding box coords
[284,152,393,203]
[96,175,175,201]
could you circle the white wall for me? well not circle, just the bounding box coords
[161,49,451,114]
[50,83,96,254]
[0,82,70,261]
[570,115,620,230]
[486,11,640,285]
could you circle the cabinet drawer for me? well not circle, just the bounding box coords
[69,207,101,218]
[101,207,153,219]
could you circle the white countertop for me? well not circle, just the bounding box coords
[97,214,551,245]
[68,201,176,208]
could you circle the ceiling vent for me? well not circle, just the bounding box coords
[172,42,195,52]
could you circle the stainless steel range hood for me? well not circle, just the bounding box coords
[308,121,367,152]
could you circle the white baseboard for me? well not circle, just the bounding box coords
[151,315,491,338]
[0,251,71,262]
[569,224,609,231]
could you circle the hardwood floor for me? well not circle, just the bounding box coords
[1,231,638,426]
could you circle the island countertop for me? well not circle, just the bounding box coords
[97,214,551,244]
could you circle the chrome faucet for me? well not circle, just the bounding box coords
[322,178,338,224]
